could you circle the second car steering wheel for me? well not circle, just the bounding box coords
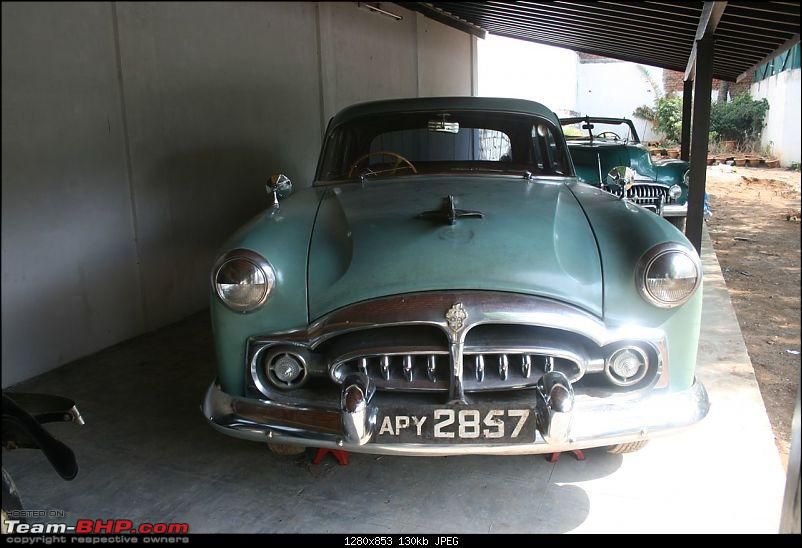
[595,131,622,141]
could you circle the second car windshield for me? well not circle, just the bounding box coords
[317,111,571,182]
[562,120,636,142]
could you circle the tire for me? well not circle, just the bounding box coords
[267,442,307,456]
[2,467,24,533]
[606,440,649,454]
[668,216,686,233]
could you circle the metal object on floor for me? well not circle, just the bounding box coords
[545,449,585,464]
[310,448,349,466]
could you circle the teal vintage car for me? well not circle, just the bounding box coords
[560,116,690,232]
[202,97,709,456]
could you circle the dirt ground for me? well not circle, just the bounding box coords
[705,165,801,465]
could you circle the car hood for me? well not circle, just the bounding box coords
[307,177,603,320]
[567,141,658,183]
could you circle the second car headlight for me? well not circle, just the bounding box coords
[213,249,275,313]
[636,243,701,308]
[669,184,682,199]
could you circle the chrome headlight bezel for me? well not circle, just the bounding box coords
[668,184,682,199]
[683,169,690,186]
[636,242,701,308]
[212,249,276,313]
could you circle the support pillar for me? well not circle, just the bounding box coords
[685,34,715,252]
[680,78,694,161]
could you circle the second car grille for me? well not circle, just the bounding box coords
[606,183,674,209]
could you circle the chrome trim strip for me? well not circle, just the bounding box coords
[253,292,664,350]
[203,378,709,456]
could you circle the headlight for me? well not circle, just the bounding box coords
[669,184,682,199]
[636,243,701,308]
[212,249,275,312]
[683,170,690,185]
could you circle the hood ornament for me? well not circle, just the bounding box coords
[416,195,483,225]
[445,303,467,334]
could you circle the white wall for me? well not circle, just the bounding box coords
[1,1,474,386]
[751,68,801,167]
[477,34,664,141]
[477,34,577,114]
[416,14,474,98]
[576,61,663,141]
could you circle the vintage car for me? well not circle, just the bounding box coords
[560,116,690,231]
[202,97,709,457]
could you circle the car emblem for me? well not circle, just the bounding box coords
[445,303,467,333]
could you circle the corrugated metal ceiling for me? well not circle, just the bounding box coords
[402,1,800,81]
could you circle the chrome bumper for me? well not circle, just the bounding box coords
[661,203,687,218]
[202,376,709,456]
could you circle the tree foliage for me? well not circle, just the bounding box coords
[634,92,770,146]
[653,95,683,144]
[709,93,769,144]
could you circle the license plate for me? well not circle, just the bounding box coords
[374,405,536,444]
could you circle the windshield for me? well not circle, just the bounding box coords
[316,110,572,182]
[561,119,639,144]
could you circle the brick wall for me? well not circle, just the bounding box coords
[663,68,753,97]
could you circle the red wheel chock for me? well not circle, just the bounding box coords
[546,449,585,463]
[311,448,350,466]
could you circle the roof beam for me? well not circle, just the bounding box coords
[474,21,692,63]
[722,2,800,16]
[458,14,695,56]
[716,18,799,37]
[736,33,801,82]
[685,1,728,80]
[486,30,690,74]
[509,1,699,33]
[548,1,698,29]
[478,3,697,42]
[396,3,486,38]
[608,1,702,20]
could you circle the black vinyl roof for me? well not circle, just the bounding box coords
[402,2,800,82]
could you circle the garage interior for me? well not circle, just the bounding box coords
[2,1,799,533]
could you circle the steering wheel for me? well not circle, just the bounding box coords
[595,131,622,141]
[347,151,418,178]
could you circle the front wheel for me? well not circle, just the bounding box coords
[606,440,649,454]
[668,216,687,233]
[267,442,306,456]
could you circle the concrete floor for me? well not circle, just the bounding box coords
[3,228,787,533]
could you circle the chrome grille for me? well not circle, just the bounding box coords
[331,349,583,393]
[332,352,450,391]
[606,183,674,210]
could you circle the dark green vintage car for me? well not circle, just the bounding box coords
[560,116,690,232]
[202,97,709,456]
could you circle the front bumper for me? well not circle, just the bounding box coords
[202,377,709,456]
[661,203,687,218]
